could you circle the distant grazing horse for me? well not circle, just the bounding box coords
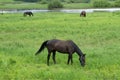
[80,11,86,17]
[23,11,33,17]
[35,39,86,67]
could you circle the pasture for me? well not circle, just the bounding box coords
[0,12,120,80]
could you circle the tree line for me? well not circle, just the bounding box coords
[14,0,120,9]
[14,0,90,3]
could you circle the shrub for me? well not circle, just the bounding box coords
[65,0,90,3]
[48,0,63,10]
[93,0,111,8]
[66,0,74,3]
[82,0,91,3]
[109,0,115,1]
[23,0,39,2]
[114,0,120,7]
[40,0,48,4]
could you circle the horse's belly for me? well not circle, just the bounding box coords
[57,50,69,54]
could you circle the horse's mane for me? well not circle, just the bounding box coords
[71,41,84,56]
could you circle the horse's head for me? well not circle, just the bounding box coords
[80,11,86,17]
[79,54,86,67]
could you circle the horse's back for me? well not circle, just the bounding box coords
[47,39,74,46]
[23,11,33,16]
[46,39,75,53]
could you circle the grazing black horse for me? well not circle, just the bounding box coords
[80,11,86,17]
[35,39,86,67]
[23,11,33,17]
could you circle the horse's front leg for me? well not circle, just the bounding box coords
[52,51,56,64]
[67,54,72,65]
[47,51,51,66]
[71,54,73,65]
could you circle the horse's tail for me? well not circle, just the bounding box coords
[35,40,48,55]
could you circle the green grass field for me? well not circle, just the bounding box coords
[0,12,120,80]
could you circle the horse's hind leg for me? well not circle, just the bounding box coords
[67,53,73,65]
[47,51,51,66]
[52,51,56,64]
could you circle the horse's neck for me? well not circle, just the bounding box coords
[74,44,83,56]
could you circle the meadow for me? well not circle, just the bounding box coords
[0,12,120,80]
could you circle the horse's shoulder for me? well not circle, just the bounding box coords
[66,40,74,44]
[66,40,73,42]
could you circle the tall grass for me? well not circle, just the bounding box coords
[0,12,120,80]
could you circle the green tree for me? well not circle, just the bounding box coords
[40,0,48,4]
[23,0,38,2]
[93,0,111,8]
[48,0,63,10]
[14,0,39,2]
[114,0,120,7]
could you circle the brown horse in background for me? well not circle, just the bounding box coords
[35,39,86,67]
[80,11,86,17]
[23,11,33,17]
